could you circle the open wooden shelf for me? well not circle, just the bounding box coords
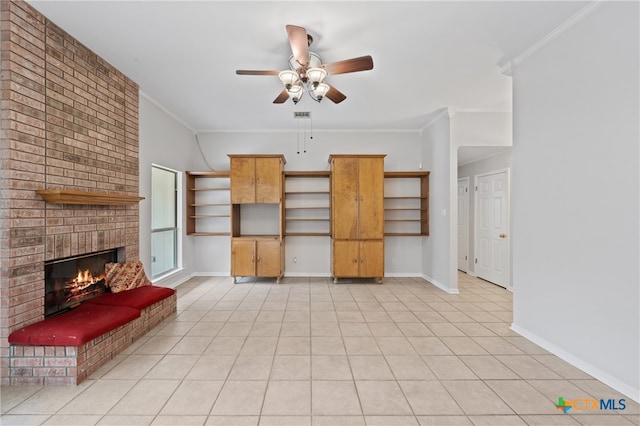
[383,171,429,236]
[284,171,330,237]
[186,171,231,235]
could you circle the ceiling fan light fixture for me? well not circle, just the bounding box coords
[278,70,299,89]
[287,84,303,104]
[312,82,330,101]
[307,67,327,87]
[237,25,372,105]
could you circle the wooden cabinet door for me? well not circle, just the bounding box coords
[357,157,384,239]
[359,240,384,278]
[231,239,255,276]
[333,240,360,277]
[331,157,359,239]
[256,239,282,277]
[255,157,282,203]
[230,157,256,203]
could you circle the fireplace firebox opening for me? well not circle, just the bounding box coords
[44,248,124,318]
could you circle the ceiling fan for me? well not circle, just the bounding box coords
[236,25,374,104]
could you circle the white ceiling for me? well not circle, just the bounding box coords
[27,1,586,135]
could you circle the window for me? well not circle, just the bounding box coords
[151,166,178,277]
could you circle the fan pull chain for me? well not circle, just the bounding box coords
[297,120,300,154]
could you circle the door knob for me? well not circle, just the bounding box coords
[499,234,506,238]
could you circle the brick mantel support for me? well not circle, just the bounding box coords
[1,0,140,385]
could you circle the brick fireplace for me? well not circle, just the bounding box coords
[1,1,141,385]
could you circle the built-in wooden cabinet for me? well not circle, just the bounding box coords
[330,155,385,283]
[229,154,285,283]
[332,240,384,279]
[230,155,283,204]
[185,171,230,236]
[231,237,283,280]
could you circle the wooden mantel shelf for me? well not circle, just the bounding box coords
[36,190,145,206]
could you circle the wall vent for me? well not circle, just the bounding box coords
[293,111,311,119]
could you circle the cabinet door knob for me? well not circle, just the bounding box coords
[353,258,358,263]
[499,233,507,238]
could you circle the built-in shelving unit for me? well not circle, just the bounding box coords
[283,171,331,237]
[383,171,430,236]
[186,171,231,236]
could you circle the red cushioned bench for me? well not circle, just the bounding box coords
[8,304,140,346]
[84,285,175,311]
[7,285,177,385]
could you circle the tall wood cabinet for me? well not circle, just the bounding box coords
[330,155,385,283]
[229,154,285,283]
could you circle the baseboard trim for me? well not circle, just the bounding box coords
[192,272,229,277]
[421,274,459,294]
[511,323,639,403]
[152,269,194,289]
[385,272,423,278]
[284,272,333,278]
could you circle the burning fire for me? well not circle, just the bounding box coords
[70,269,102,292]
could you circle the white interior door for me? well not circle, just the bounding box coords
[457,177,469,272]
[475,170,510,287]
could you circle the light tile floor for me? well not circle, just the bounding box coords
[1,273,638,425]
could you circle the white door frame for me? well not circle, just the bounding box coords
[457,176,470,273]
[473,168,511,289]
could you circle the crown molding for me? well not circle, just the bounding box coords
[418,108,452,134]
[454,108,512,114]
[500,1,604,76]
[196,128,421,134]
[139,90,195,132]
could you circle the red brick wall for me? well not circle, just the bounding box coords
[1,0,140,385]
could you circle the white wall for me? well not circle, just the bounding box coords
[457,150,512,276]
[191,131,424,276]
[451,111,512,147]
[420,111,457,293]
[139,94,197,288]
[512,2,639,400]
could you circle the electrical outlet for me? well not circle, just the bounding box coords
[392,259,397,266]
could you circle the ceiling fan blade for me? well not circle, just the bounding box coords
[236,70,280,76]
[273,89,289,104]
[326,85,347,104]
[286,25,309,67]
[322,55,374,75]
